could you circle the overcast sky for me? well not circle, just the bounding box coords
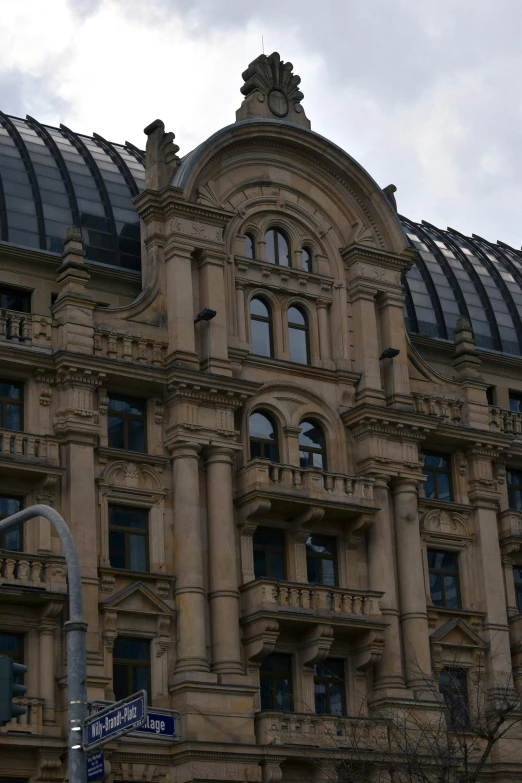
[1,0,521,246]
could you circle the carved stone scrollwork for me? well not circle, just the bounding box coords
[420,508,471,538]
[352,630,385,672]
[243,619,280,663]
[261,761,283,783]
[143,119,180,190]
[299,624,334,667]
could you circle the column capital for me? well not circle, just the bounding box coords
[204,444,238,464]
[392,477,420,495]
[168,442,202,460]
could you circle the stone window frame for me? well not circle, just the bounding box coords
[236,214,327,275]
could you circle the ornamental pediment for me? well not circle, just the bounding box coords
[430,618,486,650]
[101,581,172,617]
[420,507,472,538]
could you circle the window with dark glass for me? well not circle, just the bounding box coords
[508,469,522,511]
[0,286,30,313]
[108,505,148,572]
[113,637,150,701]
[0,634,23,684]
[288,306,309,365]
[253,528,286,580]
[249,411,278,462]
[0,381,23,431]
[514,567,522,614]
[439,667,469,729]
[299,420,326,469]
[509,391,522,413]
[301,247,313,273]
[265,228,289,266]
[306,535,337,587]
[427,550,460,608]
[423,452,452,501]
[250,298,273,358]
[260,653,293,711]
[108,394,146,452]
[244,233,256,259]
[486,386,496,406]
[0,497,22,551]
[314,659,345,716]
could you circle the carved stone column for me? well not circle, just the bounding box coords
[349,289,384,404]
[171,443,209,676]
[368,476,406,696]
[393,478,433,692]
[235,280,247,344]
[316,299,334,369]
[206,446,243,675]
[103,609,117,701]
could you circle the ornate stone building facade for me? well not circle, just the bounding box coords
[0,52,522,781]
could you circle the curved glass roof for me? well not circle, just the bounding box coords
[0,113,145,271]
[1,112,522,357]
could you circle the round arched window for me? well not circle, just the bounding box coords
[302,246,313,273]
[249,411,279,462]
[288,306,310,364]
[265,228,289,266]
[245,233,256,259]
[298,420,326,470]
[250,297,273,357]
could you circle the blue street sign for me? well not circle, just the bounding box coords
[84,690,146,749]
[134,710,178,738]
[86,750,104,782]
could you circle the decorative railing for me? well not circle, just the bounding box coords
[0,429,60,466]
[412,393,463,424]
[489,407,522,435]
[93,329,167,365]
[241,579,382,619]
[0,697,44,734]
[255,711,387,748]
[0,550,67,593]
[0,310,52,348]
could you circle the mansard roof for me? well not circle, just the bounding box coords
[1,112,521,357]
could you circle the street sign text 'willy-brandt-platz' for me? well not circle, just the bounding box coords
[84,691,146,749]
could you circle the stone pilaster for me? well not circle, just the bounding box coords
[197,249,231,375]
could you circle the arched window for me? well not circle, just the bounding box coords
[302,246,313,273]
[249,411,279,462]
[288,305,309,364]
[250,297,273,357]
[245,233,256,259]
[265,228,289,266]
[299,420,326,470]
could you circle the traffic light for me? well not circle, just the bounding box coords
[0,654,27,726]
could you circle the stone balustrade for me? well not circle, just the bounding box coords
[412,392,463,424]
[489,406,522,435]
[0,550,67,593]
[0,429,60,466]
[0,697,44,734]
[255,710,387,748]
[0,309,52,349]
[93,328,167,365]
[241,578,382,619]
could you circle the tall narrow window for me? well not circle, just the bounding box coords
[514,567,522,613]
[113,637,150,701]
[288,306,309,365]
[314,659,345,716]
[244,233,256,259]
[108,505,148,572]
[439,668,469,728]
[298,420,326,469]
[306,534,337,586]
[507,469,522,511]
[249,412,278,462]
[260,654,293,711]
[427,550,460,608]
[108,394,146,452]
[423,452,452,501]
[0,381,23,431]
[0,496,22,551]
[509,391,522,413]
[265,228,289,266]
[0,634,24,684]
[253,528,286,580]
[301,246,313,273]
[250,298,273,357]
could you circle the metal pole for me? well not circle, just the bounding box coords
[0,504,87,783]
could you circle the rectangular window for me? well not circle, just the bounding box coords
[514,568,522,614]
[253,528,286,580]
[507,469,522,511]
[112,637,150,701]
[107,394,146,452]
[427,550,460,608]
[439,667,469,728]
[423,452,452,501]
[0,381,23,431]
[0,633,24,683]
[314,659,345,716]
[108,505,148,572]
[0,496,22,551]
[0,285,30,313]
[509,391,522,413]
[260,653,292,712]
[306,534,337,587]
[486,386,496,406]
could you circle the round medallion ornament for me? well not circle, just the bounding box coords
[268,88,289,118]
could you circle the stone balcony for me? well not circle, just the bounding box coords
[0,309,52,352]
[255,710,387,748]
[412,392,463,425]
[489,406,522,436]
[236,460,375,522]
[93,327,167,366]
[0,550,67,595]
[0,697,45,736]
[0,428,60,467]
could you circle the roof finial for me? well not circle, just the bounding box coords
[143,119,180,190]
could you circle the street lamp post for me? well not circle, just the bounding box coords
[0,505,87,783]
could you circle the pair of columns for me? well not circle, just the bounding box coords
[171,443,242,677]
